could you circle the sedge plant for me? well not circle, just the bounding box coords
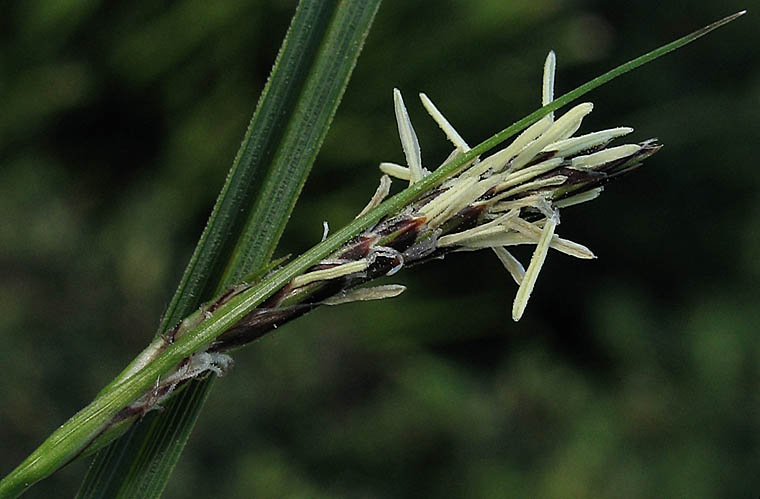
[0,5,746,498]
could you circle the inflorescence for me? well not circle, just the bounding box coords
[107,51,661,426]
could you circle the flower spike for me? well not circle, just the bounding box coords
[360,52,658,322]
[77,51,663,435]
[215,52,660,349]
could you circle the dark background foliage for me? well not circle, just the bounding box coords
[1,0,758,497]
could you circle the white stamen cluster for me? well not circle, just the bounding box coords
[380,51,645,321]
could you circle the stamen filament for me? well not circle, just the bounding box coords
[512,211,558,321]
[393,88,424,184]
[291,260,370,288]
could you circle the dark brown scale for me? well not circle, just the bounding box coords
[554,167,605,186]
[552,140,661,200]
[259,282,293,309]
[374,214,420,237]
[210,278,346,352]
[523,150,558,167]
[585,163,643,189]
[337,235,376,260]
[438,204,487,236]
[207,285,244,313]
[376,216,426,252]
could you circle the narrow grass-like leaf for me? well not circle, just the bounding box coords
[77,0,381,498]
[0,10,742,499]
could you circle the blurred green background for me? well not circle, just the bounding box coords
[2,0,759,497]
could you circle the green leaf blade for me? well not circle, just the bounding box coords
[221,0,383,284]
[77,0,382,498]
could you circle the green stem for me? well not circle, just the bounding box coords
[0,10,744,498]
